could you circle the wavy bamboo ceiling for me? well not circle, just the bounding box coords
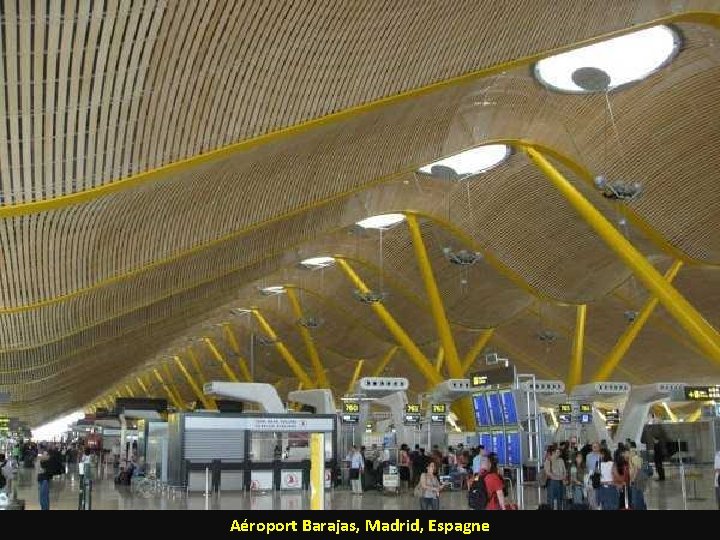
[0,1,719,425]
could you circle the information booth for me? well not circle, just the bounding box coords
[167,412,337,493]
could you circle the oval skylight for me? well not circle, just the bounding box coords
[534,25,680,93]
[356,213,406,230]
[418,144,510,177]
[300,256,336,269]
[260,286,286,295]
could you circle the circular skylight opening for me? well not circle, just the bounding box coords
[418,144,510,178]
[356,213,406,230]
[534,25,680,93]
[260,286,286,295]
[300,256,336,269]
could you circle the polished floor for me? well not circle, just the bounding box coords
[5,464,719,510]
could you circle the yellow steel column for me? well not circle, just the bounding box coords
[163,363,186,408]
[525,147,720,365]
[461,330,495,375]
[310,432,325,510]
[153,369,183,410]
[124,384,135,398]
[567,305,587,391]
[203,338,240,383]
[406,214,474,427]
[286,287,330,388]
[372,346,399,377]
[434,347,445,374]
[406,213,464,378]
[186,347,207,387]
[346,359,365,395]
[173,355,215,410]
[136,377,149,395]
[335,257,442,386]
[251,310,315,389]
[221,323,253,382]
[593,260,684,381]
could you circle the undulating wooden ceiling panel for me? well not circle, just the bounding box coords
[0,1,719,424]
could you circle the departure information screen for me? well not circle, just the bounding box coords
[473,394,491,427]
[685,386,720,401]
[500,391,518,424]
[579,413,593,424]
[506,432,521,466]
[479,432,493,454]
[487,393,503,425]
[605,409,620,425]
[492,431,506,464]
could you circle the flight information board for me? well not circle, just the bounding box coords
[492,431,507,464]
[605,409,620,425]
[473,395,491,427]
[479,432,493,454]
[500,391,518,424]
[685,386,720,401]
[487,393,503,425]
[558,403,572,424]
[579,413,593,424]
[506,432,521,466]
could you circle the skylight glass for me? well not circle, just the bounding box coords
[300,256,336,269]
[418,144,510,176]
[260,286,286,295]
[534,25,679,93]
[356,213,406,230]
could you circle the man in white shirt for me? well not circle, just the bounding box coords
[714,449,720,510]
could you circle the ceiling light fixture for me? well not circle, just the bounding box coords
[534,25,680,93]
[353,290,387,304]
[418,144,510,179]
[356,214,405,230]
[443,247,482,266]
[300,256,336,269]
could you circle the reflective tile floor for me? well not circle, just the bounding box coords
[6,464,719,510]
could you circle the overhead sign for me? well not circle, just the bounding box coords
[684,386,720,401]
[470,366,515,388]
[342,401,360,424]
[404,404,421,425]
[579,413,593,424]
[605,409,620,425]
[185,416,335,432]
[579,403,592,413]
[430,403,446,424]
[558,403,572,414]
[558,413,572,425]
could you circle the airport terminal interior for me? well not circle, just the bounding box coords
[0,0,719,511]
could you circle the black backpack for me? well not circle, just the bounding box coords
[468,474,489,510]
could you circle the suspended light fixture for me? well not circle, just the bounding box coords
[442,247,482,266]
[418,144,510,180]
[534,25,680,93]
[298,315,324,329]
[355,213,405,230]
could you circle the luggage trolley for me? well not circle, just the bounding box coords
[382,464,400,495]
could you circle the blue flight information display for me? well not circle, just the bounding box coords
[487,393,504,426]
[473,394,491,427]
[480,432,493,454]
[500,391,518,424]
[506,432,521,466]
[492,431,507,464]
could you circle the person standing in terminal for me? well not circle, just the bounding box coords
[398,444,411,492]
[37,446,51,511]
[417,461,441,510]
[544,445,567,510]
[585,442,601,509]
[714,448,720,510]
[347,446,364,495]
[653,437,665,481]
[597,448,619,510]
